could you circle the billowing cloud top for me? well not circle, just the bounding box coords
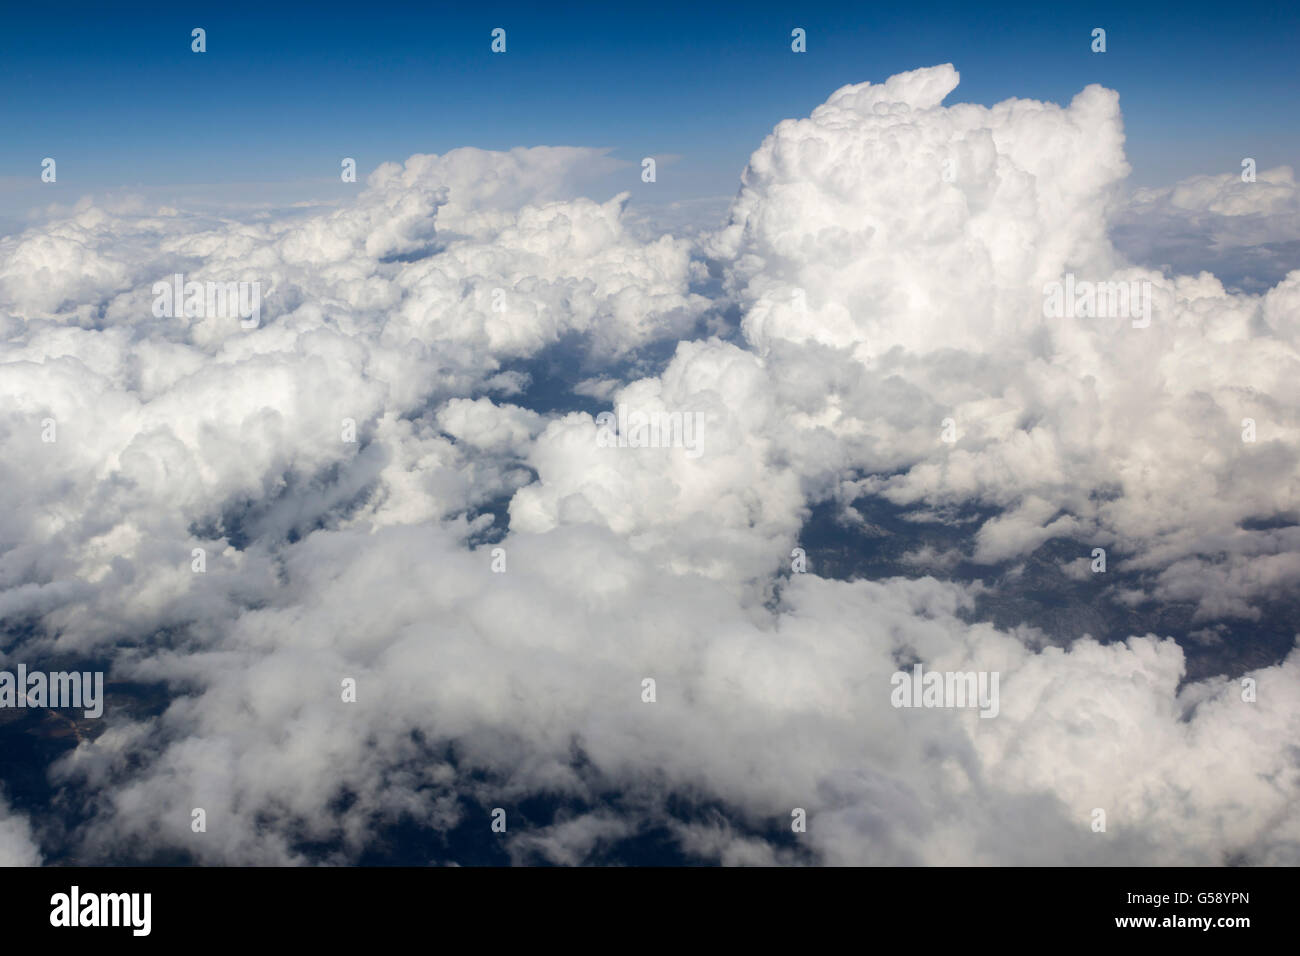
[1,66,1297,866]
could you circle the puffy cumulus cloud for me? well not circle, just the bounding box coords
[49,544,1300,865]
[0,200,169,317]
[390,191,708,358]
[380,146,627,238]
[0,145,706,651]
[1115,165,1300,293]
[708,63,1130,357]
[510,338,807,585]
[690,64,1300,621]
[1146,165,1299,220]
[437,398,545,457]
[2,67,1299,868]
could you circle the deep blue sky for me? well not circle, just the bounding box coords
[2,0,1298,217]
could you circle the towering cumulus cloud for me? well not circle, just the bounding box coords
[1,67,1297,865]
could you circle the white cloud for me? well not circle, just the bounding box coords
[1,67,1297,867]
[1115,165,1300,293]
[0,793,41,866]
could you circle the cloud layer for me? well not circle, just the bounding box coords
[1,66,1297,865]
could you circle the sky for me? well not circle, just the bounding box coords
[1,4,1299,868]
[3,0,1299,222]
